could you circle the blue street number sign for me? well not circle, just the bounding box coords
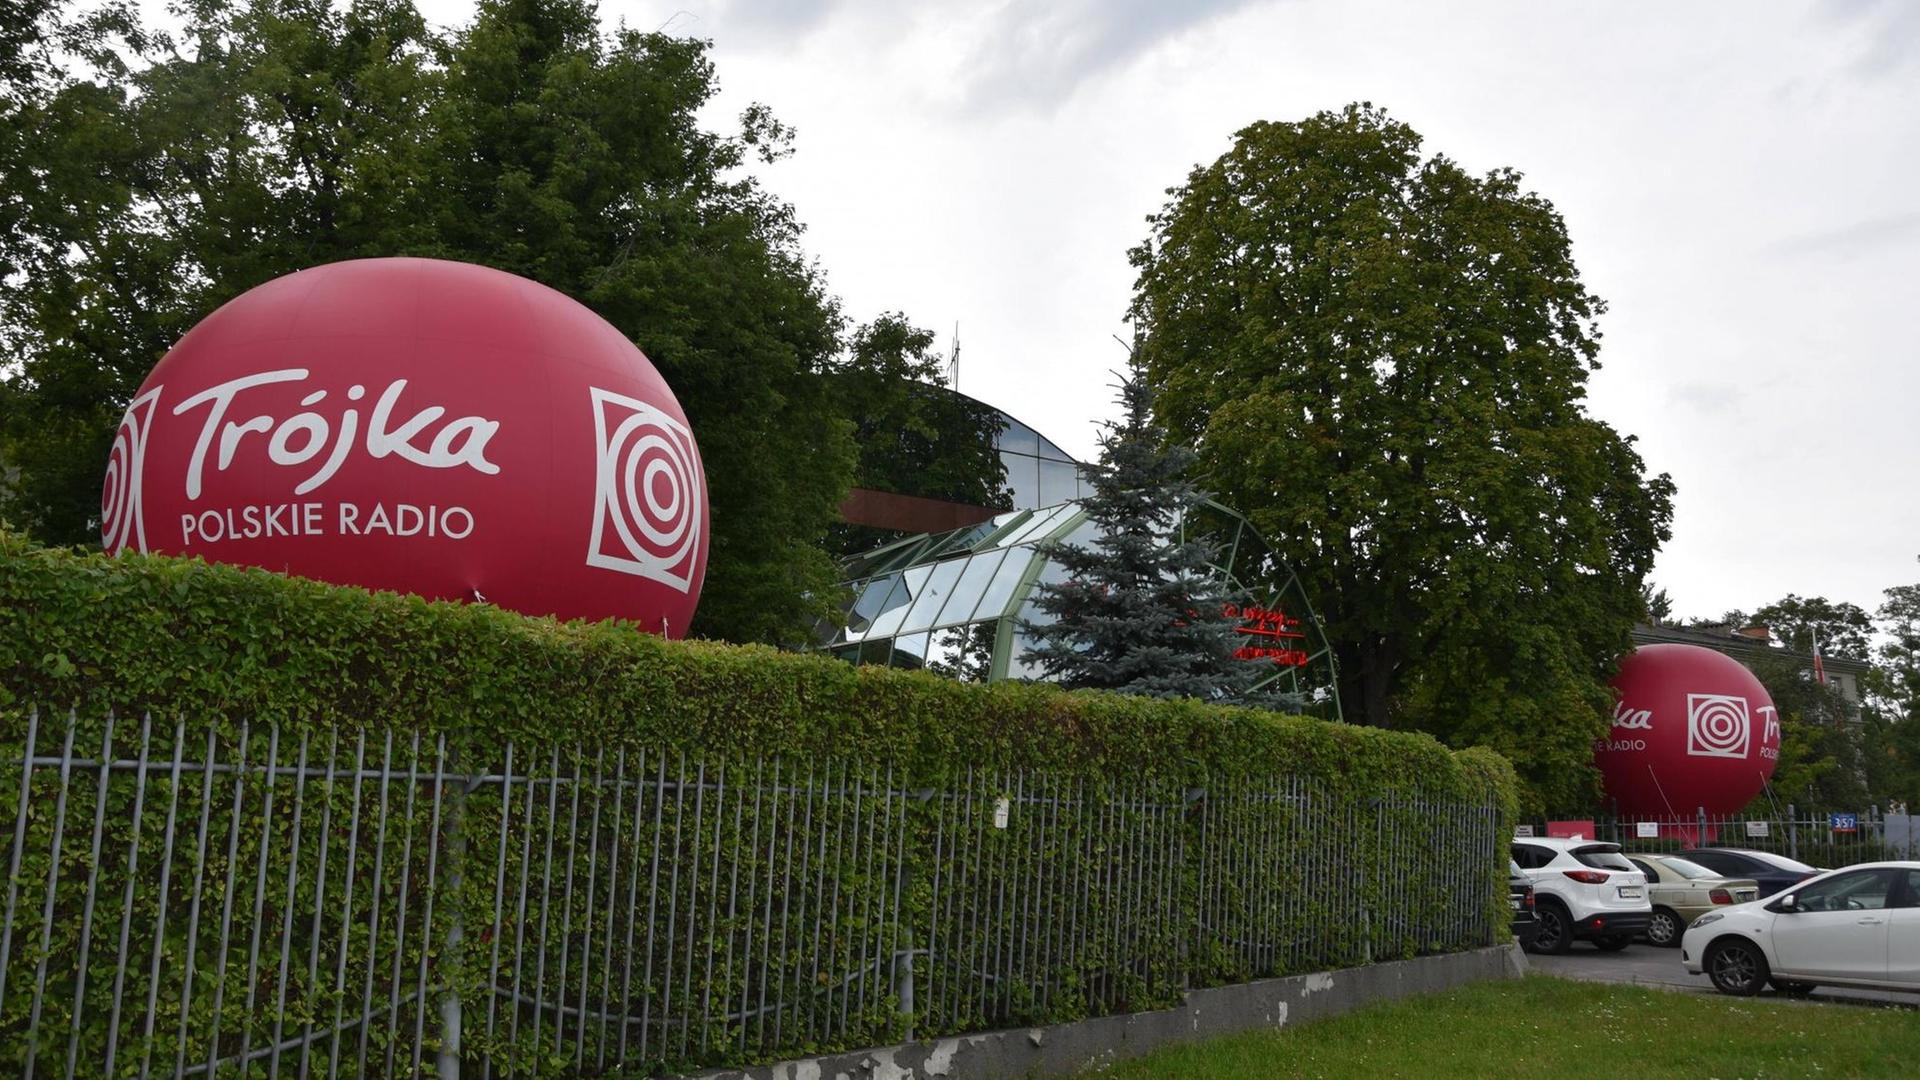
[1831,812,1859,834]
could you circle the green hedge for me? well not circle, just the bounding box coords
[0,530,1519,1074]
[0,529,1518,803]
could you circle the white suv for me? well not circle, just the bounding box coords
[1511,837,1653,954]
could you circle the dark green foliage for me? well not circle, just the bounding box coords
[830,313,1009,553]
[0,529,1517,1071]
[1128,104,1675,809]
[1750,594,1875,659]
[1021,364,1280,705]
[1745,653,1870,810]
[0,0,855,645]
[1865,582,1920,804]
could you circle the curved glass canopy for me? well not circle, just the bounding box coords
[821,498,1342,720]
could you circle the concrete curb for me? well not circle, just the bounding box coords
[689,944,1526,1080]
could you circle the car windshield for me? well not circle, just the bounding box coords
[1656,857,1718,880]
[1572,845,1636,872]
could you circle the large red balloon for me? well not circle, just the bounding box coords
[1598,644,1780,816]
[100,258,708,635]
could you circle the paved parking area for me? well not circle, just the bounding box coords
[1525,942,1916,1009]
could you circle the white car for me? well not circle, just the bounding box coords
[1510,837,1652,953]
[1682,861,1920,996]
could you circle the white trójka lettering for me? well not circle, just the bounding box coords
[172,370,501,498]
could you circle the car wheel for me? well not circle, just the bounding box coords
[1706,939,1769,997]
[1533,901,1573,955]
[1646,908,1683,948]
[1594,935,1632,952]
[1771,979,1817,997]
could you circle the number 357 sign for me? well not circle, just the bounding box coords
[1831,812,1859,834]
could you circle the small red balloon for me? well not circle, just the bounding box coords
[1598,644,1780,816]
[101,258,708,634]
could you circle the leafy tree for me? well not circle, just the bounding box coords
[1864,581,1920,803]
[1750,594,1874,658]
[1640,583,1674,623]
[1745,654,1868,810]
[0,0,862,645]
[830,313,1008,553]
[1020,363,1287,704]
[1127,104,1674,807]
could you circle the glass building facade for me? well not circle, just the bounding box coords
[820,498,1342,719]
[995,414,1094,510]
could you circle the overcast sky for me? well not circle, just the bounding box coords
[415,0,1918,629]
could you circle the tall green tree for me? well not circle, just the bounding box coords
[1021,363,1289,705]
[1128,104,1674,807]
[1864,581,1920,803]
[1745,654,1868,810]
[0,0,860,645]
[1750,594,1875,658]
[830,313,1008,552]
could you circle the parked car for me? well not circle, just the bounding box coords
[1510,837,1651,954]
[1682,861,1920,997]
[1510,859,1539,950]
[1624,854,1760,947]
[1674,847,1823,898]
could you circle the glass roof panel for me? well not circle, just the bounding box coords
[971,545,1037,622]
[863,564,931,639]
[929,547,1009,628]
[899,556,968,633]
[996,503,1074,547]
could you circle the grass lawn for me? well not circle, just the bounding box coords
[1081,975,1920,1079]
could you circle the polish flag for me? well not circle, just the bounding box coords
[1812,632,1828,686]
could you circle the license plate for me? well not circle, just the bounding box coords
[1509,897,1522,911]
[1618,886,1642,899]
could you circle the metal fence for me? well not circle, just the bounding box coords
[1523,806,1909,868]
[1,708,1505,1077]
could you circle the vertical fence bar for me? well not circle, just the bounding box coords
[749,759,780,1056]
[382,731,423,1078]
[411,735,451,1080]
[616,748,649,1069]
[23,714,79,1078]
[706,760,733,1053]
[700,763,728,1055]
[560,747,602,1067]
[175,726,223,1079]
[326,731,370,1080]
[298,729,342,1080]
[102,714,154,1076]
[505,746,543,1066]
[482,742,516,1080]
[235,722,280,1068]
[354,728,396,1079]
[0,706,41,1010]
[267,730,314,1080]
[204,721,259,1076]
[138,719,188,1079]
[62,712,120,1080]
[597,749,628,1071]
[736,757,766,1059]
[638,752,671,1065]
[676,756,705,1064]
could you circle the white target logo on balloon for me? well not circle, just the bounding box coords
[586,386,705,594]
[1686,693,1751,759]
[101,387,163,556]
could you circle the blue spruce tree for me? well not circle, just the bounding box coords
[1021,362,1297,706]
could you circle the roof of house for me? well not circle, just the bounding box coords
[1630,622,1872,675]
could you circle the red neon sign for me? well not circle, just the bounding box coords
[1223,603,1310,667]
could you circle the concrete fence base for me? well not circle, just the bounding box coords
[690,944,1529,1080]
